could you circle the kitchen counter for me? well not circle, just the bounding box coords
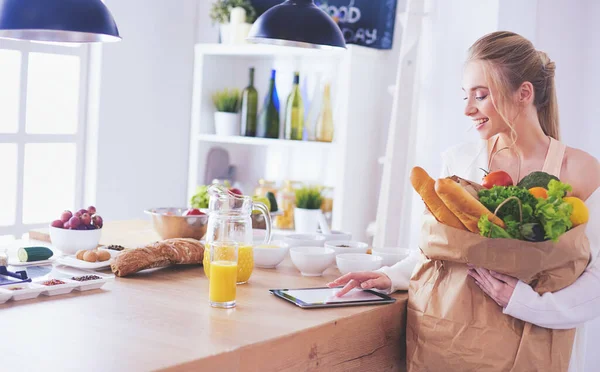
[9,221,408,371]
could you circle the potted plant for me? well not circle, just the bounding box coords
[210,0,256,44]
[213,88,241,136]
[294,186,329,233]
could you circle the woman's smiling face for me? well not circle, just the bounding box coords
[462,61,510,139]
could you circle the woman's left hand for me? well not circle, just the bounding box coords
[467,266,519,308]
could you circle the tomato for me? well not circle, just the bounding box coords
[184,208,205,216]
[482,170,513,189]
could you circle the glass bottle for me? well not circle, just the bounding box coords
[240,67,258,137]
[257,69,280,139]
[284,72,304,140]
[315,82,334,142]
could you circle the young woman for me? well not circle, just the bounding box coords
[328,31,600,371]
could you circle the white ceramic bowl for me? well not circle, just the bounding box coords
[325,240,369,256]
[320,230,352,242]
[284,234,326,248]
[371,247,411,267]
[336,253,383,275]
[289,246,335,277]
[49,226,102,255]
[253,240,289,269]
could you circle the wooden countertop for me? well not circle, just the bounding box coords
[13,221,408,371]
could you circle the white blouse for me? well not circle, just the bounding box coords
[377,140,600,372]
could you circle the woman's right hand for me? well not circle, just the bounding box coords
[326,272,392,297]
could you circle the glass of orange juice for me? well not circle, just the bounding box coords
[208,242,238,309]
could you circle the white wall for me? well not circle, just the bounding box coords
[95,0,198,220]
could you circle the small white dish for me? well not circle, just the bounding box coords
[336,253,383,275]
[0,288,12,304]
[70,274,111,291]
[8,256,56,267]
[284,234,326,248]
[320,230,352,242]
[289,246,335,277]
[371,247,411,267]
[56,248,116,270]
[2,282,45,301]
[37,279,78,296]
[253,241,289,269]
[325,240,369,256]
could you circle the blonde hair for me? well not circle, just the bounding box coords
[467,31,560,141]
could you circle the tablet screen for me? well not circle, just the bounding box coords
[283,287,384,304]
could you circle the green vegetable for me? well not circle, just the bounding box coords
[18,247,53,262]
[519,223,545,242]
[190,185,210,209]
[478,186,537,224]
[295,186,323,210]
[478,215,513,239]
[517,171,560,190]
[266,191,278,212]
[534,179,573,242]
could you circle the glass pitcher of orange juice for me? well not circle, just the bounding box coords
[203,184,272,284]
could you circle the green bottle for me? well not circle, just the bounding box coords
[257,69,280,139]
[284,72,304,141]
[241,67,258,137]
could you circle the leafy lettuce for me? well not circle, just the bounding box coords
[534,180,573,242]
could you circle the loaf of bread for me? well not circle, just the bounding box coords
[111,238,204,277]
[435,178,505,233]
[410,167,467,230]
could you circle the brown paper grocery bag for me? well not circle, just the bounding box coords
[407,213,590,372]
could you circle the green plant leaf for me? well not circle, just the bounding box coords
[295,186,323,210]
[212,88,240,113]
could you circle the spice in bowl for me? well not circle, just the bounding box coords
[42,279,66,286]
[9,287,24,291]
[106,245,125,251]
[71,275,102,282]
[336,244,351,248]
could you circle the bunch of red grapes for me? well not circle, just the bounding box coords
[51,206,103,230]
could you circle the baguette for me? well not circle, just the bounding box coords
[435,178,505,233]
[410,167,467,230]
[111,238,204,277]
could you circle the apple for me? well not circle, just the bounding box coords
[51,220,64,228]
[87,206,97,215]
[229,188,243,196]
[184,208,205,216]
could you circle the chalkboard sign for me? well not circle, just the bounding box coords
[250,0,398,50]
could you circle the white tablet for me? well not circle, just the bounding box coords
[269,286,396,309]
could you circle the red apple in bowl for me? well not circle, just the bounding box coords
[229,188,243,196]
[184,208,205,216]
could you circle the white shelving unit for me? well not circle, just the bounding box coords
[187,43,391,241]
[196,133,334,150]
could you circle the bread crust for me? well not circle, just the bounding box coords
[435,178,505,233]
[410,167,467,230]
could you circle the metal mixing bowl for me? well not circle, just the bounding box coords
[144,207,208,240]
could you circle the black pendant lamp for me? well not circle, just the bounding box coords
[247,0,346,49]
[0,0,120,43]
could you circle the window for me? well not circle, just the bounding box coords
[0,39,91,240]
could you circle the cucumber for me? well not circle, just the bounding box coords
[18,247,54,262]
